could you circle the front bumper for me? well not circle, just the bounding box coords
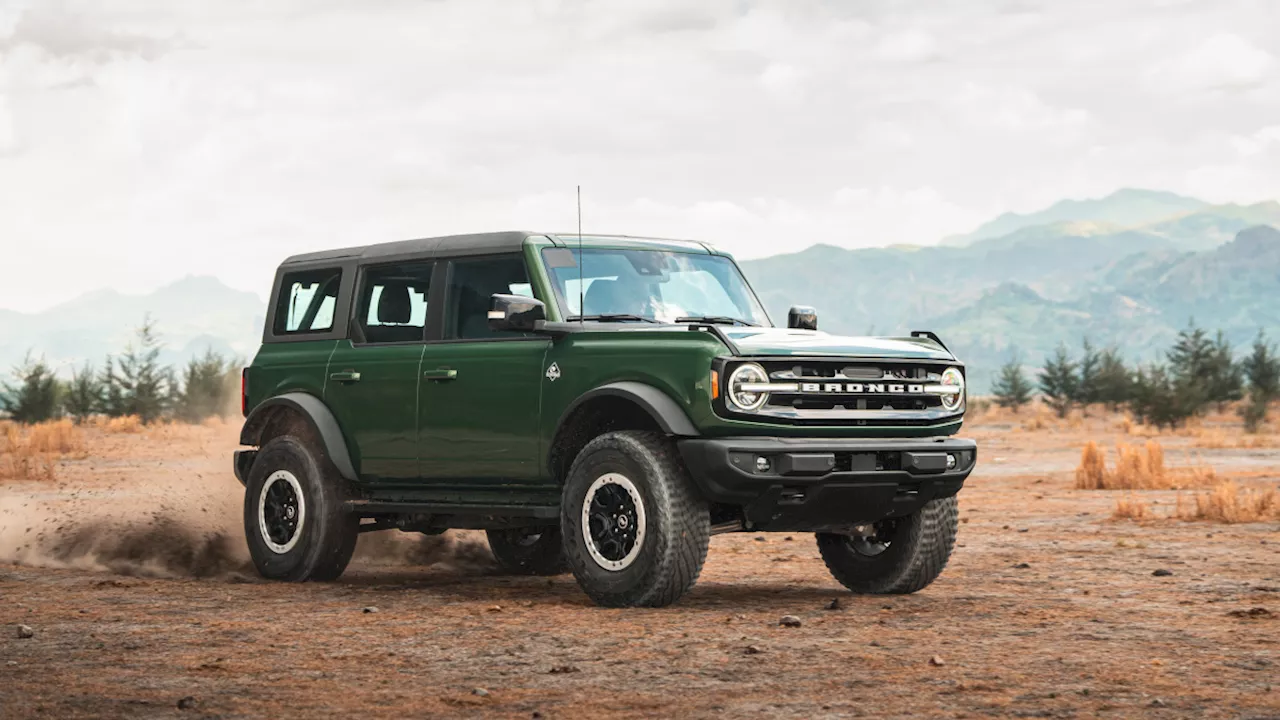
[678,436,976,532]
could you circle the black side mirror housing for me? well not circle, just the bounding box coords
[788,305,818,331]
[489,294,547,332]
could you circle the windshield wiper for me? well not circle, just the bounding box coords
[675,315,755,327]
[567,314,661,323]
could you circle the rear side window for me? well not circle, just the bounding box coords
[356,261,434,344]
[275,268,342,334]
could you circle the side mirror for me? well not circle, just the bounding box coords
[788,305,818,331]
[488,294,546,332]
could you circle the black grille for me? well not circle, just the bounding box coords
[723,358,963,427]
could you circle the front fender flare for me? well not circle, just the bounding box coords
[556,381,700,438]
[240,392,357,481]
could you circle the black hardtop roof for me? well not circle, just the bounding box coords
[280,231,716,266]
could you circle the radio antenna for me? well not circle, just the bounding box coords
[577,185,584,325]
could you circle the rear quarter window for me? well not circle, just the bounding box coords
[274,268,343,335]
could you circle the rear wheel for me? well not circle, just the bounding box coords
[244,436,358,582]
[816,495,959,594]
[486,526,567,576]
[561,431,710,608]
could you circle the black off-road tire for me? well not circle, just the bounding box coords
[816,495,959,594]
[244,435,359,582]
[561,431,710,608]
[486,527,568,576]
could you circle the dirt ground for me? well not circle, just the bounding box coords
[1,412,1278,719]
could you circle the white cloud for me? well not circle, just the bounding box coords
[1148,32,1276,93]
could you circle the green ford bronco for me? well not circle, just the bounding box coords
[235,231,975,607]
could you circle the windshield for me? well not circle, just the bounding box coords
[541,247,771,326]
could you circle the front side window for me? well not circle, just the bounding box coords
[275,268,342,334]
[356,261,433,344]
[541,248,770,326]
[444,255,534,340]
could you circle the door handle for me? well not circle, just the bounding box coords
[423,368,458,382]
[330,370,361,383]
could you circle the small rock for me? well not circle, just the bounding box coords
[1227,607,1274,619]
[6,661,17,666]
[825,598,841,611]
[929,655,946,667]
[15,625,33,639]
[486,605,503,612]
[177,696,198,710]
[1152,569,1173,577]
[754,536,766,542]
[1013,562,1031,569]
[362,606,379,614]
[472,688,490,697]
[532,712,544,719]
[744,645,764,655]
[549,665,579,674]
[1018,528,1029,533]
[784,536,793,541]
[1150,698,1166,707]
[869,640,881,647]
[779,615,802,627]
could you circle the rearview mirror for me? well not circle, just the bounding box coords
[488,294,546,332]
[788,305,818,331]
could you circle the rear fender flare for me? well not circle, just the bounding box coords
[240,393,357,481]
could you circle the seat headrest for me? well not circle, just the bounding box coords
[583,279,637,316]
[377,282,412,324]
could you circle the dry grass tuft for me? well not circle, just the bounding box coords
[1174,482,1280,524]
[1076,441,1107,490]
[1111,494,1151,521]
[0,419,84,481]
[92,415,143,434]
[26,419,84,454]
[1075,440,1216,490]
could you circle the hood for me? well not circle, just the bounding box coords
[721,327,956,361]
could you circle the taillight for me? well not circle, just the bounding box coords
[241,367,249,416]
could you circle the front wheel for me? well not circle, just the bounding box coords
[816,495,959,594]
[561,431,710,608]
[486,527,568,576]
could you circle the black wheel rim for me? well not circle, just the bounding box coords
[262,477,301,547]
[847,518,899,557]
[588,483,640,563]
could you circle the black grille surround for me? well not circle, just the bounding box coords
[713,357,965,427]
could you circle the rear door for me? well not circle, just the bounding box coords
[325,260,433,482]
[417,254,550,484]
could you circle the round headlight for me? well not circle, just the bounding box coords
[940,366,965,411]
[727,363,770,412]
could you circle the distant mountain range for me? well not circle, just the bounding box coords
[0,276,264,375]
[743,190,1280,391]
[3,188,1278,393]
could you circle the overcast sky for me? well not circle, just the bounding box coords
[1,0,1278,311]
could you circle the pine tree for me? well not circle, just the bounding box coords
[1166,321,1213,416]
[176,349,236,422]
[1,353,60,423]
[1241,331,1280,432]
[1038,344,1078,418]
[99,355,125,417]
[62,362,102,422]
[1093,347,1132,409]
[1077,339,1101,407]
[991,355,1033,411]
[1205,331,1243,410]
[110,318,171,424]
[1129,364,1186,429]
